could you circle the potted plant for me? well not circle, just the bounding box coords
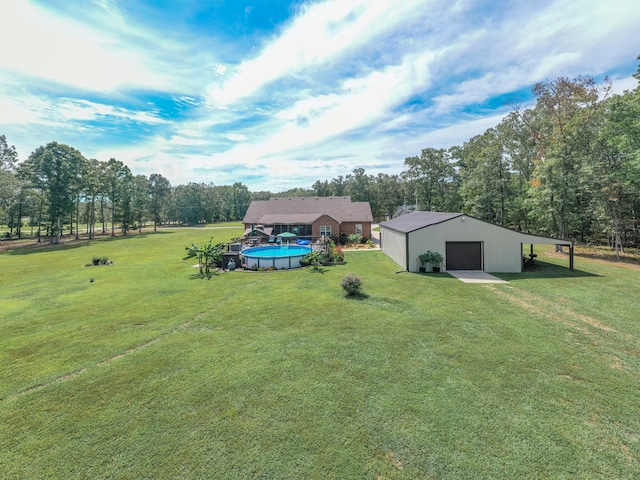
[418,250,443,272]
[418,253,429,272]
[430,251,443,272]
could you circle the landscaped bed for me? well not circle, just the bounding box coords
[1,229,639,478]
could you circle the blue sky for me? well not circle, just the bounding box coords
[1,0,639,191]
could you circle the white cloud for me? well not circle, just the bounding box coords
[167,136,210,146]
[224,133,248,142]
[423,0,640,115]
[205,0,428,105]
[0,95,44,125]
[611,76,639,95]
[0,89,165,127]
[0,0,159,92]
[3,0,640,192]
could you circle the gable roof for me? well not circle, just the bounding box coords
[380,211,463,233]
[380,211,573,246]
[243,196,373,224]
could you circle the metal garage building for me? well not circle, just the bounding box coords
[379,211,574,273]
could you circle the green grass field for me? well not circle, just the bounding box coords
[1,229,639,479]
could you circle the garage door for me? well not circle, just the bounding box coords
[446,242,482,270]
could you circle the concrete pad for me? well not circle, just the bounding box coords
[448,270,508,284]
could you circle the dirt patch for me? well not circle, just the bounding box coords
[608,355,628,373]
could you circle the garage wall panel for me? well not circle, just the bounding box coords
[407,216,524,273]
[386,214,571,273]
[380,227,407,270]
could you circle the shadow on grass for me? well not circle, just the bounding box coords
[1,231,173,256]
[188,271,220,280]
[343,292,370,300]
[409,272,454,280]
[498,260,601,281]
[309,266,328,274]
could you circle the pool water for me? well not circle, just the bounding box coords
[240,245,312,269]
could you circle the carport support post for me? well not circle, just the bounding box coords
[570,245,574,271]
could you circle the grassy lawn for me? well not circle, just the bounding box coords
[1,231,639,478]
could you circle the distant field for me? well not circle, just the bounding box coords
[1,229,639,479]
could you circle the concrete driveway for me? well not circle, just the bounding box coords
[447,270,508,284]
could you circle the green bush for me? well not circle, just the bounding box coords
[348,233,362,245]
[418,250,443,267]
[331,243,345,263]
[341,273,363,296]
[302,251,325,269]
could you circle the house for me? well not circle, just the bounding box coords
[379,211,574,273]
[242,196,374,241]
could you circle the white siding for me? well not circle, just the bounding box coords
[407,216,523,273]
[380,227,407,270]
[384,215,573,273]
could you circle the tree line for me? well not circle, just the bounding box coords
[0,139,252,243]
[1,60,639,249]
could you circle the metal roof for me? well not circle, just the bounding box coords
[380,211,463,233]
[380,211,573,246]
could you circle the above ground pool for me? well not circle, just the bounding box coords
[240,245,313,270]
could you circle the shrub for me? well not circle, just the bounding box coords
[341,273,363,297]
[91,257,111,266]
[332,245,345,263]
[302,251,325,269]
[184,236,225,274]
[418,250,443,267]
[339,231,348,245]
[348,233,362,245]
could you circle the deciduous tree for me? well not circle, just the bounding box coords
[19,142,86,244]
[148,173,171,231]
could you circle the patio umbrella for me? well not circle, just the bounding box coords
[277,232,297,238]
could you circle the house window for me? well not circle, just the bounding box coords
[356,224,363,235]
[320,225,332,237]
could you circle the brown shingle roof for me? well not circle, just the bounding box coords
[243,196,373,224]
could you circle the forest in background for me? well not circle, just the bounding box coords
[1,59,639,251]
